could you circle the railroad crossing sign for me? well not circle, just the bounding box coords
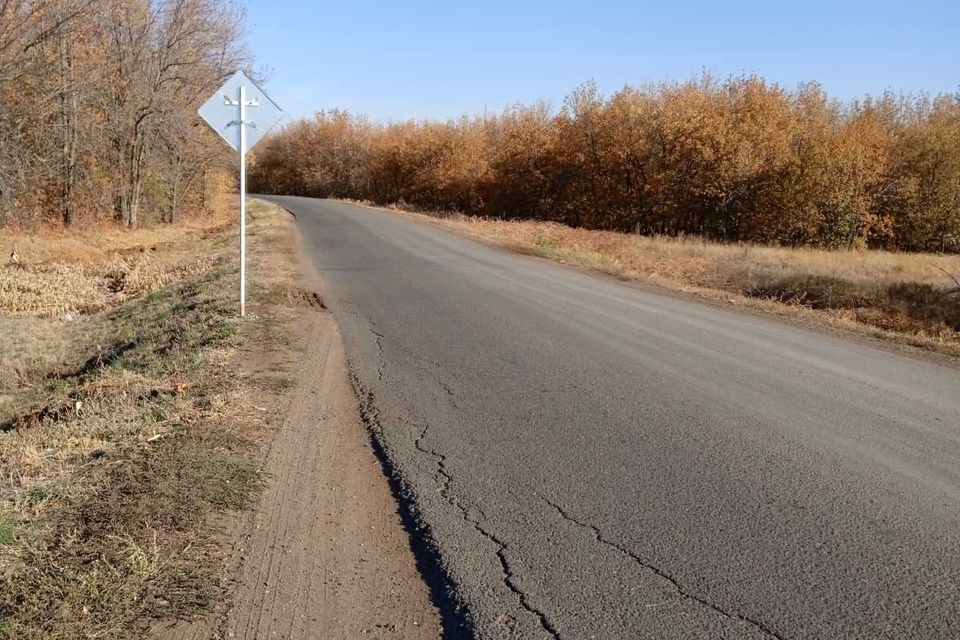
[199,70,283,317]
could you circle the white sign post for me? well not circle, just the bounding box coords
[199,70,282,317]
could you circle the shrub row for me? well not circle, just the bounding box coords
[251,76,960,252]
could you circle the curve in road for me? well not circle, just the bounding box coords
[262,196,960,640]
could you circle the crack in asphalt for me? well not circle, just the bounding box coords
[351,376,474,639]
[370,324,385,381]
[338,304,772,639]
[543,498,785,640]
[414,418,560,639]
[413,421,453,499]
[337,302,385,381]
[348,308,558,637]
[437,379,459,408]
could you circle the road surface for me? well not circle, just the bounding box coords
[262,196,960,640]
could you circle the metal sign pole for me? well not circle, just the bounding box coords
[238,83,247,317]
[198,70,282,319]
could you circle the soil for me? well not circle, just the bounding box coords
[154,225,440,639]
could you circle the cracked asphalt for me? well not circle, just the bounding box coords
[262,196,960,640]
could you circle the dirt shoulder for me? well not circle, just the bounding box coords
[0,200,438,638]
[229,266,438,639]
[154,201,440,639]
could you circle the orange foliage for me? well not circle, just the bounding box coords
[251,76,960,252]
[0,0,250,229]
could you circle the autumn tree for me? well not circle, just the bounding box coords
[888,96,960,251]
[249,77,960,253]
[0,0,250,229]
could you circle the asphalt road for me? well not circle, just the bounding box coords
[263,196,960,640]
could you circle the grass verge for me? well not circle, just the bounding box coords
[0,199,297,638]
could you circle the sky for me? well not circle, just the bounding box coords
[246,0,960,123]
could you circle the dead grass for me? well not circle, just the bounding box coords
[0,213,234,318]
[0,199,299,638]
[376,204,960,356]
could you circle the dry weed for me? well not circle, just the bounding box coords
[0,218,226,319]
[0,199,297,638]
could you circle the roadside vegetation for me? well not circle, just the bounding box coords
[1,0,250,230]
[250,77,960,254]
[0,199,297,638]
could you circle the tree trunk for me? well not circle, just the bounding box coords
[121,126,149,229]
[168,152,182,223]
[59,29,78,227]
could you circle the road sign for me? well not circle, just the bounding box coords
[199,70,283,317]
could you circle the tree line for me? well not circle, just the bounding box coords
[251,77,960,252]
[0,0,249,229]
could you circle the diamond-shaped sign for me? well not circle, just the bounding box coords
[198,70,282,152]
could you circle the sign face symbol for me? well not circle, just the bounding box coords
[198,70,282,152]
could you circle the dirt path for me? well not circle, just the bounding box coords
[157,223,440,639]
[227,309,438,639]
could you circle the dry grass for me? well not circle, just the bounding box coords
[0,213,234,318]
[377,204,960,356]
[0,199,299,638]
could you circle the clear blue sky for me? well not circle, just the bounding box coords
[246,0,959,123]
